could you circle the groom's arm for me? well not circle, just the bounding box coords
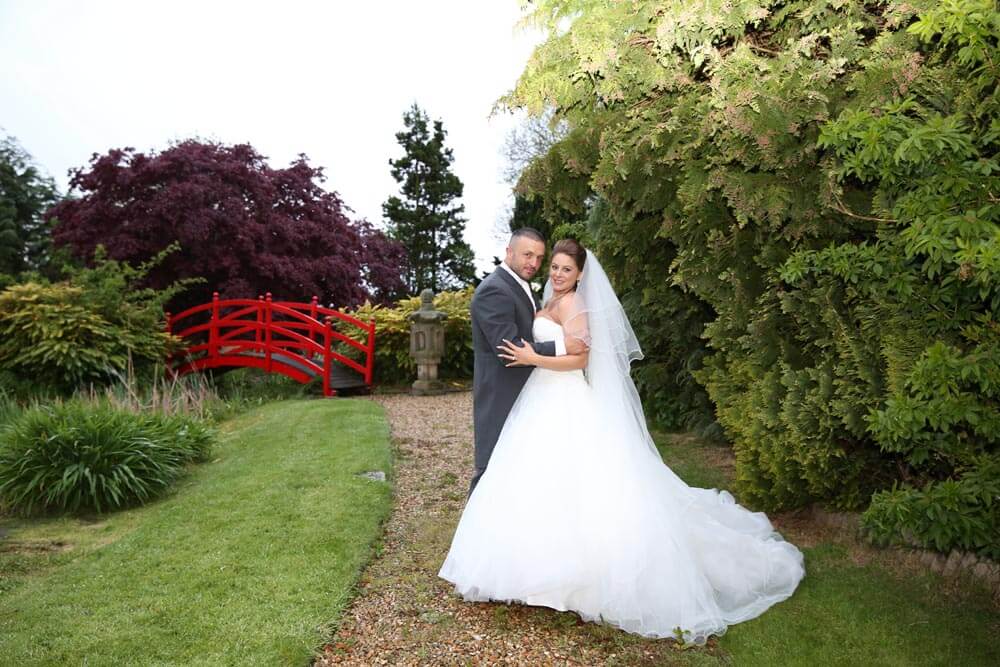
[473,284,557,359]
[535,340,557,357]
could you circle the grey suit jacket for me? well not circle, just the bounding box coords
[469,267,556,492]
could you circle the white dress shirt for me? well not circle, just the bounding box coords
[500,262,566,356]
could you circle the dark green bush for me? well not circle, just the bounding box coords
[0,390,21,432]
[857,340,1000,559]
[212,367,314,402]
[863,455,1000,560]
[0,369,60,402]
[0,400,214,515]
[150,412,214,463]
[588,203,720,435]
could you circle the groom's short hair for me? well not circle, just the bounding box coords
[510,227,545,244]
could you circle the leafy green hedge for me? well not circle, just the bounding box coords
[0,400,214,515]
[586,203,720,435]
[339,288,473,385]
[510,0,1000,557]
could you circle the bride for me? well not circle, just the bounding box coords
[438,239,805,643]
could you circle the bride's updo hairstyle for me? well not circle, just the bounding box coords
[552,238,587,275]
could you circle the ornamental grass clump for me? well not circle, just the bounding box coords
[0,400,214,515]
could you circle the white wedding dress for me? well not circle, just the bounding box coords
[439,316,805,643]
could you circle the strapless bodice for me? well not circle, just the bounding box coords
[531,316,585,382]
[532,315,563,342]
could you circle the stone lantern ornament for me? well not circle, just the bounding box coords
[408,289,448,395]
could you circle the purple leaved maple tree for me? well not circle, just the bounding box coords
[48,140,407,312]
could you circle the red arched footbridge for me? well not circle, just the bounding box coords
[167,292,375,396]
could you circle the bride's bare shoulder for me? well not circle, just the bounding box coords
[554,292,581,318]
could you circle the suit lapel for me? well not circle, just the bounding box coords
[494,267,535,318]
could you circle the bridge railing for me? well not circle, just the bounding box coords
[166,292,376,396]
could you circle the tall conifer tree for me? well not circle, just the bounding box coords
[383,104,475,293]
[0,134,60,279]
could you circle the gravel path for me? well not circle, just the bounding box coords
[317,392,713,666]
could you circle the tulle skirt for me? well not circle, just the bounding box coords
[438,367,805,643]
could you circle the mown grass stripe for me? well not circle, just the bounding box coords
[0,398,393,666]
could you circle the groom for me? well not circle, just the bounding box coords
[468,228,585,495]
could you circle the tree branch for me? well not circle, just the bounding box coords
[746,42,780,56]
[830,197,897,224]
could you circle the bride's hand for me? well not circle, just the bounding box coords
[498,339,537,367]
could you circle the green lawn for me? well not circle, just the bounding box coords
[719,542,998,666]
[650,432,1000,667]
[0,398,393,665]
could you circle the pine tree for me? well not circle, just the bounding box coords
[0,134,60,280]
[509,195,551,240]
[383,104,475,293]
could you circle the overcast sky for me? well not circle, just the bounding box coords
[0,1,542,272]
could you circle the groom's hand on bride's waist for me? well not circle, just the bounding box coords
[497,336,588,364]
[497,338,536,367]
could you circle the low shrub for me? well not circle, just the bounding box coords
[207,367,317,414]
[0,368,60,402]
[77,359,315,426]
[0,244,199,392]
[0,282,154,389]
[857,340,1000,559]
[863,455,1000,560]
[0,400,214,515]
[338,288,473,385]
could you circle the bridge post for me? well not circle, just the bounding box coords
[209,292,219,361]
[323,316,334,397]
[265,293,273,373]
[309,296,319,346]
[365,319,376,386]
[256,295,264,350]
